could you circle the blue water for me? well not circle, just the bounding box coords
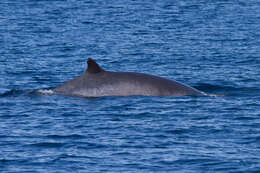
[1,0,260,172]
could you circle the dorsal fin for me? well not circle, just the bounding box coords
[86,58,103,74]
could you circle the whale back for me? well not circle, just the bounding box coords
[53,58,203,97]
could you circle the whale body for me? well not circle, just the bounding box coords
[53,58,204,97]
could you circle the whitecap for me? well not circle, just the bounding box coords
[37,89,54,95]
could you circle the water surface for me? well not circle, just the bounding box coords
[0,0,259,172]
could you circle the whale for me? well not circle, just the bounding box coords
[53,58,205,97]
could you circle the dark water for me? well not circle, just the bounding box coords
[1,0,260,172]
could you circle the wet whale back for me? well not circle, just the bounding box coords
[53,58,204,97]
[99,71,202,96]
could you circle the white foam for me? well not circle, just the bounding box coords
[205,93,225,97]
[37,89,54,95]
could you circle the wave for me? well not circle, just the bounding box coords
[0,88,53,98]
[194,83,259,97]
[0,89,31,97]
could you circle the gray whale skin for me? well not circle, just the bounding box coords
[53,58,204,97]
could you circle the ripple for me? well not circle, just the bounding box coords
[29,142,65,148]
[45,134,85,140]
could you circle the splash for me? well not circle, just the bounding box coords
[37,89,54,95]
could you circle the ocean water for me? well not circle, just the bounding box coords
[0,0,259,172]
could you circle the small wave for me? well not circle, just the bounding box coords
[194,83,234,92]
[46,134,85,139]
[0,88,54,98]
[0,89,23,97]
[30,142,65,148]
[0,89,34,97]
[194,83,259,97]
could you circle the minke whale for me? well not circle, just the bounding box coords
[53,58,205,97]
